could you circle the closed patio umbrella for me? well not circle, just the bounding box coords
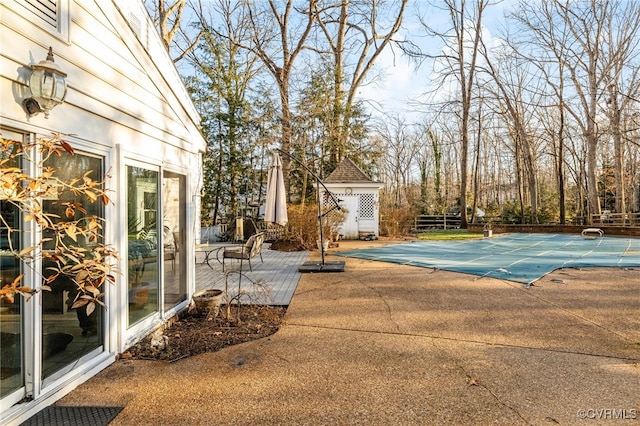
[265,152,288,226]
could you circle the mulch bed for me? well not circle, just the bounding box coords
[122,305,287,362]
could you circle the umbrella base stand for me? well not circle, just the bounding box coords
[298,260,345,273]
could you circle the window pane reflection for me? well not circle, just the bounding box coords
[127,166,159,326]
[0,136,23,397]
[41,151,104,380]
[162,171,187,310]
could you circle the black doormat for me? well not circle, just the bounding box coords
[20,406,123,426]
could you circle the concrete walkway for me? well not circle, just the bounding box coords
[58,239,639,425]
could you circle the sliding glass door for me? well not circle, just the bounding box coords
[126,166,160,327]
[162,171,187,311]
[1,129,108,408]
[127,166,188,323]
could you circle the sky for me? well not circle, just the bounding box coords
[165,0,511,123]
[356,1,510,122]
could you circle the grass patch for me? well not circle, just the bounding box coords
[416,229,483,241]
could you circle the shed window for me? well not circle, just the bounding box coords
[359,194,375,219]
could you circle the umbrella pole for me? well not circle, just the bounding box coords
[275,149,344,273]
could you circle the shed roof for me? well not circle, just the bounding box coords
[325,157,378,183]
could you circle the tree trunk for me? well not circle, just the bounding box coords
[609,87,626,215]
[557,99,566,224]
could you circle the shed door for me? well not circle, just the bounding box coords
[338,195,359,239]
[357,193,376,235]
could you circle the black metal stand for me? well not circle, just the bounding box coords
[276,149,345,273]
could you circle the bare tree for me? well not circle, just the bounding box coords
[185,0,263,223]
[479,40,541,223]
[188,1,318,202]
[507,1,587,224]
[428,129,443,213]
[601,3,640,215]
[316,0,408,167]
[416,0,489,228]
[374,115,419,208]
[550,1,615,219]
[512,0,640,222]
[146,0,202,62]
[243,0,318,197]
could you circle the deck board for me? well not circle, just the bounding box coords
[195,243,308,306]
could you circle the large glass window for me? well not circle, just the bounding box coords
[0,132,24,399]
[41,151,104,379]
[127,166,159,326]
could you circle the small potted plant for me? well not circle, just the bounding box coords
[192,288,225,318]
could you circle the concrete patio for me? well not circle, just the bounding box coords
[57,239,640,425]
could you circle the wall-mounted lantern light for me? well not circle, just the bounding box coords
[23,47,67,119]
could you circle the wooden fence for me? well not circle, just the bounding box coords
[412,215,462,231]
[591,212,640,226]
[412,212,640,233]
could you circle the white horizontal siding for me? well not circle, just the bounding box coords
[73,2,188,126]
[0,0,205,154]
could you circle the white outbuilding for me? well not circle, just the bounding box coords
[322,158,384,240]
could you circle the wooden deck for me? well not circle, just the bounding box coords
[194,243,309,306]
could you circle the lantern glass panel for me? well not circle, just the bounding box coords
[53,74,67,101]
[41,71,55,98]
[29,69,44,98]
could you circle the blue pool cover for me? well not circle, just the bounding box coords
[338,233,640,285]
